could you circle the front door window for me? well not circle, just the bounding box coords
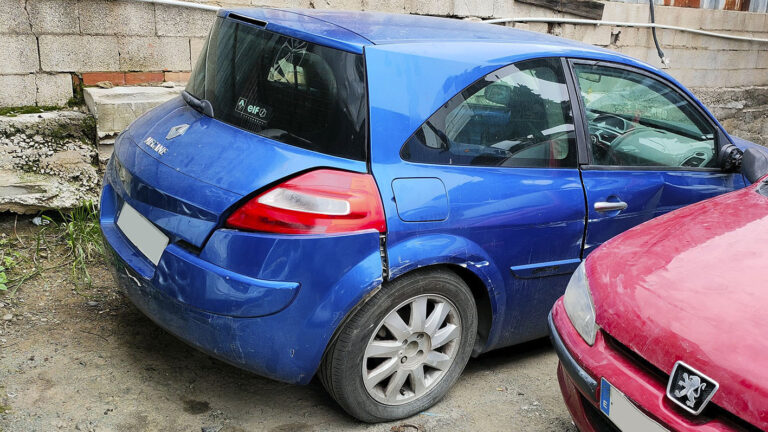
[573,64,716,168]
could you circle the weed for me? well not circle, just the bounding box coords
[48,201,103,288]
[0,202,103,296]
[0,266,7,291]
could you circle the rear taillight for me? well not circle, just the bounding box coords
[225,169,386,235]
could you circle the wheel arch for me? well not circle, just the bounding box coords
[426,263,494,356]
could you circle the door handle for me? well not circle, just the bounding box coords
[594,201,628,212]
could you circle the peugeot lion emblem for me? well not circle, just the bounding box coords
[666,361,719,415]
[166,123,190,140]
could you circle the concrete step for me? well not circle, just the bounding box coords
[0,110,100,213]
[84,86,184,139]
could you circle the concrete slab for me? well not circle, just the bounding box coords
[0,110,99,213]
[83,85,184,138]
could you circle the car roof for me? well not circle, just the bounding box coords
[220,8,607,55]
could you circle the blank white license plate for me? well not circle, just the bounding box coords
[116,202,169,265]
[600,378,668,432]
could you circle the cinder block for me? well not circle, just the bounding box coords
[721,50,758,70]
[313,0,363,9]
[0,74,36,107]
[79,0,155,36]
[362,0,405,12]
[757,51,768,69]
[736,68,768,86]
[615,27,639,47]
[190,37,206,67]
[623,4,650,23]
[615,46,649,62]
[653,5,681,26]
[666,68,695,87]
[251,0,312,7]
[155,5,215,37]
[40,35,119,72]
[513,3,558,18]
[671,29,692,48]
[27,0,79,35]
[405,0,453,16]
[512,22,530,31]
[453,0,494,18]
[491,0,514,19]
[561,25,611,46]
[601,2,627,22]
[677,9,704,30]
[626,27,655,48]
[526,22,549,34]
[36,73,72,106]
[118,37,191,72]
[743,12,767,32]
[582,25,614,46]
[0,0,33,34]
[722,11,747,32]
[686,49,717,70]
[656,28,675,47]
[705,69,733,87]
[0,35,38,74]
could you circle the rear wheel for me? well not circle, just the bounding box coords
[320,268,477,422]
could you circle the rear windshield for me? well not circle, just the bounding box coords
[186,16,368,161]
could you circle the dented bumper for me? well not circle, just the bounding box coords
[100,177,385,385]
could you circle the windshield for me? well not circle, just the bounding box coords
[186,16,368,161]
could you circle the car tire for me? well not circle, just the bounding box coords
[319,268,478,423]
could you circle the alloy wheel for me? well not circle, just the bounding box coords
[362,294,461,405]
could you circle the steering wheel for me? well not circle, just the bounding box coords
[588,113,635,165]
[592,113,632,132]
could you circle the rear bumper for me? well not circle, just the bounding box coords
[100,178,384,384]
[550,299,744,432]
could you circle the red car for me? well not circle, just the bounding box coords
[550,175,768,431]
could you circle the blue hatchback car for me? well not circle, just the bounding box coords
[99,8,761,422]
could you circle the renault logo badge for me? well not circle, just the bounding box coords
[166,124,190,140]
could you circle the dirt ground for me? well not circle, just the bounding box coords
[0,216,576,432]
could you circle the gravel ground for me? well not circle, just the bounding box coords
[0,218,576,432]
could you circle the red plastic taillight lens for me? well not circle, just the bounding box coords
[225,169,386,235]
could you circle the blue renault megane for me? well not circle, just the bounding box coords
[99,8,762,422]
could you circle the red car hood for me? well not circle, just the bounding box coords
[587,182,768,430]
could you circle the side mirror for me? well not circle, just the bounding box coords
[741,147,768,183]
[718,143,743,172]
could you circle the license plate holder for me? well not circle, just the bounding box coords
[116,202,169,265]
[600,378,668,432]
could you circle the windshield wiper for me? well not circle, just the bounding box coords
[182,91,214,117]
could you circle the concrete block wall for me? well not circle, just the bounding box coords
[0,0,767,107]
[0,0,213,107]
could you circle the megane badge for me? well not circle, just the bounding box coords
[166,123,190,140]
[666,361,719,415]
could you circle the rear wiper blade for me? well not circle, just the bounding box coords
[181,91,214,117]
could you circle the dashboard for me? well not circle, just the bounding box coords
[588,113,715,168]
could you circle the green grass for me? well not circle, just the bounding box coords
[0,105,61,117]
[0,201,103,297]
[48,201,104,288]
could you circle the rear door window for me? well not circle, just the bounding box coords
[400,58,578,168]
[187,16,368,161]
